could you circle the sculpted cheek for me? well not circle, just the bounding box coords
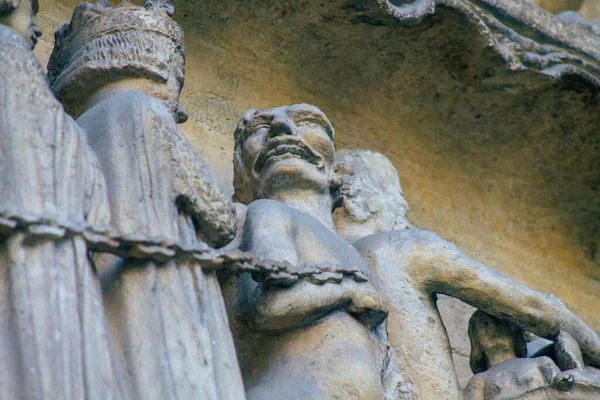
[243,135,263,172]
[303,131,334,161]
[314,140,335,164]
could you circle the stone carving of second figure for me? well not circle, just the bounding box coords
[47,1,245,399]
[223,104,600,400]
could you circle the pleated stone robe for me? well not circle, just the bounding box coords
[0,25,130,400]
[77,89,245,400]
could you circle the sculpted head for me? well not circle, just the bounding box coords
[468,311,527,373]
[47,0,186,122]
[0,0,41,48]
[233,104,341,206]
[333,149,410,243]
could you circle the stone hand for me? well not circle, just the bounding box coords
[246,278,387,332]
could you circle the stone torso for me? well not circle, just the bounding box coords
[236,199,388,400]
[78,90,184,239]
[245,199,373,271]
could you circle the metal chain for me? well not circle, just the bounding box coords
[0,209,369,286]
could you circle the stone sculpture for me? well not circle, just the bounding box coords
[543,331,600,398]
[333,149,411,243]
[325,148,600,399]
[222,104,404,399]
[1,0,598,396]
[0,0,40,48]
[0,1,130,398]
[464,313,600,399]
[47,1,244,399]
[463,311,560,400]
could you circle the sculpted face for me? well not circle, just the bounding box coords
[0,0,41,48]
[476,316,517,359]
[240,104,335,201]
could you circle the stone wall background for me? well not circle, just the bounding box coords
[34,0,599,388]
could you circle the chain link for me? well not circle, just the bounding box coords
[0,209,369,286]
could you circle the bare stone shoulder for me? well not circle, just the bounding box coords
[244,199,295,233]
[247,198,294,217]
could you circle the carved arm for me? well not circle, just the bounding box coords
[408,230,600,368]
[243,278,386,331]
[229,202,386,332]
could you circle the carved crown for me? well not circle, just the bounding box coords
[47,0,184,112]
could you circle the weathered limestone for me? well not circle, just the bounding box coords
[47,1,244,399]
[0,1,129,398]
[333,149,411,243]
[31,2,600,353]
[464,314,600,399]
[164,0,600,352]
[0,0,40,48]
[0,0,598,398]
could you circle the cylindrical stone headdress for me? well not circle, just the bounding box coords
[47,0,184,117]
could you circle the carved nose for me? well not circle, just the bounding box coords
[267,117,294,139]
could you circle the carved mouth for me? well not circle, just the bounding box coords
[254,138,324,174]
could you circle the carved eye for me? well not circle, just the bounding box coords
[297,121,327,135]
[245,124,269,140]
[252,124,270,134]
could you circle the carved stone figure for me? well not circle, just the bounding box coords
[0,1,130,398]
[47,2,244,399]
[332,148,600,399]
[333,149,411,243]
[223,105,405,399]
[463,311,560,400]
[549,331,600,397]
[463,323,600,399]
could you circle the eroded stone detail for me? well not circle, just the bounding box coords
[464,311,560,399]
[0,208,370,286]
[465,312,600,399]
[371,0,600,89]
[333,149,411,244]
